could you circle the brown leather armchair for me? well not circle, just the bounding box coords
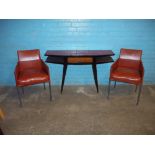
[108,48,144,105]
[14,49,52,106]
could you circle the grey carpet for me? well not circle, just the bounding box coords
[0,85,155,134]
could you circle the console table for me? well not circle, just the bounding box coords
[45,50,115,93]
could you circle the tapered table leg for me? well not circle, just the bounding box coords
[61,63,68,93]
[92,62,99,93]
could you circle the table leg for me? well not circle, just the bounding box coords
[92,62,99,93]
[61,63,68,93]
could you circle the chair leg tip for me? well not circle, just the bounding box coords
[136,102,140,106]
[19,104,23,107]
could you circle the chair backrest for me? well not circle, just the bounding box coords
[17,49,42,71]
[118,48,142,69]
[18,49,41,61]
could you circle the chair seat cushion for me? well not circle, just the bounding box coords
[110,67,142,85]
[17,68,49,86]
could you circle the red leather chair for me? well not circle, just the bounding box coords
[108,48,144,105]
[14,49,52,106]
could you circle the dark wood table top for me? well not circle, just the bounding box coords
[45,50,114,57]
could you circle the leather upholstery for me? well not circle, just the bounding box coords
[15,49,50,86]
[18,49,41,61]
[110,48,144,85]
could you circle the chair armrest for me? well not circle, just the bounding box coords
[41,59,50,75]
[110,59,119,72]
[14,62,20,82]
[139,61,144,79]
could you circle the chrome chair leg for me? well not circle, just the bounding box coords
[43,83,46,90]
[16,86,22,107]
[49,81,52,101]
[22,87,24,94]
[136,84,142,105]
[114,81,116,88]
[135,85,138,92]
[107,79,111,99]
